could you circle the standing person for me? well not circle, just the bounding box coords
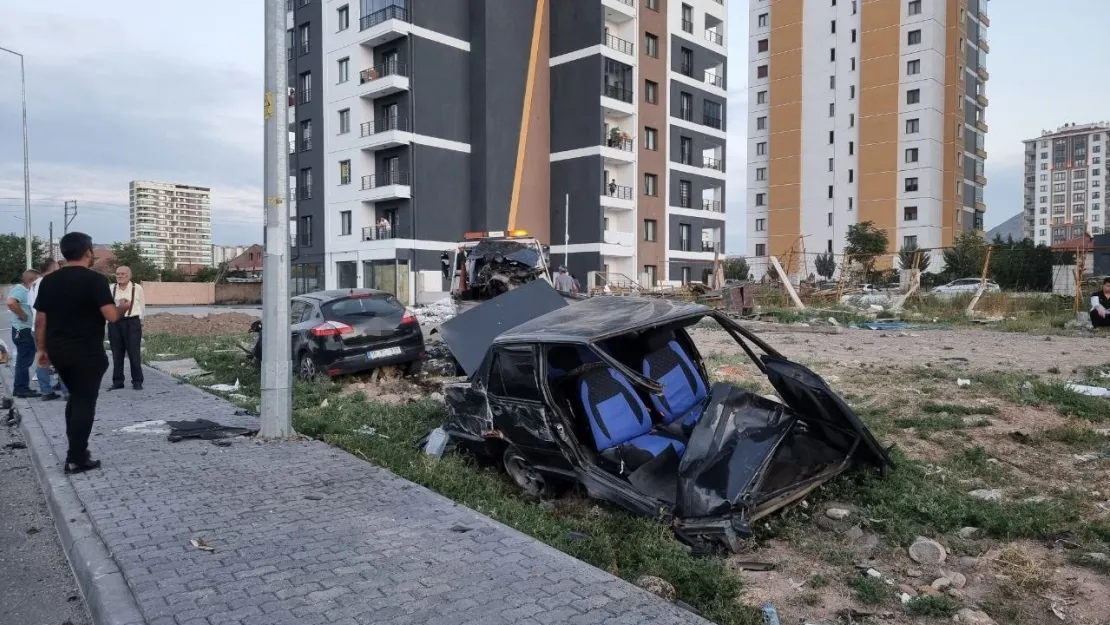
[34,232,129,474]
[6,269,41,398]
[107,266,146,391]
[1090,277,1110,329]
[552,266,575,292]
[29,259,67,401]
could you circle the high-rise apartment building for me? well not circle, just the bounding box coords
[746,0,989,273]
[1022,122,1110,246]
[129,180,213,268]
[286,0,728,301]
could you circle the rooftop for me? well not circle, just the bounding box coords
[1025,122,1110,141]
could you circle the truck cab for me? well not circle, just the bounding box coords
[442,230,552,314]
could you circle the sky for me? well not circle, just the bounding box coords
[1,0,1108,251]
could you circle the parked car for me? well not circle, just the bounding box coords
[932,278,1000,294]
[250,289,425,379]
[434,281,892,552]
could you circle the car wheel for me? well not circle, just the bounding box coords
[404,359,423,376]
[502,446,552,498]
[296,352,319,380]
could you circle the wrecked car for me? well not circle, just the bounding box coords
[442,231,553,315]
[435,280,892,551]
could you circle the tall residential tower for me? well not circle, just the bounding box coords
[1022,122,1110,246]
[286,0,728,301]
[746,0,989,272]
[129,180,213,268]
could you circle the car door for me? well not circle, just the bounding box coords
[485,346,572,470]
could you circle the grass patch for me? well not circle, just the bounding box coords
[966,372,1110,422]
[1038,425,1108,449]
[904,595,960,617]
[144,333,758,625]
[919,402,999,416]
[1069,552,1110,575]
[893,413,968,432]
[808,574,831,589]
[944,446,1009,484]
[800,592,821,607]
[849,575,888,605]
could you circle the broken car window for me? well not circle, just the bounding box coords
[290,300,308,325]
[489,347,540,402]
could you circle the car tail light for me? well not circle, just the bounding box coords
[310,321,353,337]
[401,308,417,325]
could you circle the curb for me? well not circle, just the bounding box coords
[1,369,147,625]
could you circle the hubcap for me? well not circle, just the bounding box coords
[299,357,316,379]
[506,454,544,495]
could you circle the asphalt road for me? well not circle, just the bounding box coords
[0,420,91,625]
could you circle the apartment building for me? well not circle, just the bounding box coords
[746,0,989,273]
[285,0,728,301]
[212,244,251,265]
[1022,122,1110,246]
[129,180,213,268]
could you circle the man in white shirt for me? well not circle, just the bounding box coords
[1090,277,1110,329]
[29,259,67,400]
[107,266,146,391]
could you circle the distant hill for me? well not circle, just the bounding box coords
[985,212,1025,242]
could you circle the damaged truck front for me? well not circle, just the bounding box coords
[435,281,893,552]
[442,232,553,315]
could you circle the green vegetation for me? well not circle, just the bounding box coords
[919,402,999,416]
[904,595,960,618]
[849,575,888,605]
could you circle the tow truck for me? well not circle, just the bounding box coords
[441,230,553,315]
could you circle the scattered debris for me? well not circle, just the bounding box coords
[825,507,851,520]
[25,526,39,535]
[450,524,473,533]
[899,592,913,604]
[1064,383,1110,397]
[908,537,947,565]
[424,427,449,458]
[206,379,241,393]
[166,419,257,442]
[734,561,775,572]
[866,568,883,579]
[415,297,456,327]
[353,425,389,439]
[304,494,324,501]
[957,526,980,539]
[189,538,215,552]
[3,440,27,450]
[957,378,971,387]
[954,608,997,624]
[634,575,676,602]
[968,488,1004,501]
[150,358,209,379]
[565,531,591,542]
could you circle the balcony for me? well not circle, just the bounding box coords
[704,71,725,90]
[978,36,989,53]
[603,83,632,104]
[601,183,634,211]
[602,132,635,164]
[359,116,412,151]
[976,146,988,159]
[602,0,635,22]
[979,8,990,26]
[361,171,411,202]
[976,93,989,107]
[601,230,635,256]
[976,119,989,133]
[361,225,398,242]
[975,174,987,186]
[359,61,410,98]
[359,4,410,46]
[703,157,724,172]
[977,65,989,80]
[703,114,723,130]
[601,83,635,117]
[681,19,693,34]
[701,241,722,253]
[604,33,634,57]
[703,200,723,213]
[705,30,723,46]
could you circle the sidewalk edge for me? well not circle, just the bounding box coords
[1,369,147,625]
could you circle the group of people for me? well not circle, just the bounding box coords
[6,232,146,474]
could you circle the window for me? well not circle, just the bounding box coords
[337,57,349,83]
[829,130,835,144]
[679,92,693,120]
[828,158,834,172]
[298,168,313,200]
[851,29,856,42]
[848,197,854,210]
[645,33,659,58]
[643,265,657,286]
[489,348,540,401]
[644,219,657,241]
[756,167,767,181]
[849,85,855,99]
[339,159,351,185]
[756,116,767,130]
[298,24,310,55]
[830,48,836,62]
[644,127,657,150]
[299,71,312,103]
[907,59,920,75]
[827,212,833,226]
[829,75,836,89]
[756,141,767,156]
[903,235,918,249]
[830,20,836,34]
[679,181,693,208]
[755,243,767,256]
[757,65,768,79]
[849,113,855,127]
[757,90,767,104]
[755,218,766,232]
[340,210,352,235]
[829,102,835,117]
[338,108,350,134]
[905,177,919,192]
[907,88,920,104]
[906,118,920,134]
[908,29,921,45]
[758,39,769,53]
[679,223,692,251]
[908,0,921,15]
[848,169,855,183]
[758,13,768,28]
[646,0,658,9]
[851,57,856,71]
[645,80,658,104]
[300,120,313,151]
[679,136,693,164]
[299,215,313,246]
[681,4,693,33]
[849,141,854,155]
[827,185,834,199]
[755,193,766,206]
[337,4,349,31]
[644,173,658,196]
[904,206,918,221]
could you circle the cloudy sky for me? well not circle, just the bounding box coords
[1,0,1108,250]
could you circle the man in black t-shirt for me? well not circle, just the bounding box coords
[1091,277,1110,329]
[33,232,129,474]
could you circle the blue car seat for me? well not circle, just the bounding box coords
[641,337,708,436]
[577,367,685,473]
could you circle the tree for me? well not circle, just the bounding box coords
[940,232,987,281]
[814,252,837,281]
[0,234,47,284]
[164,250,177,271]
[109,243,159,282]
[844,221,889,281]
[193,266,220,282]
[721,256,750,281]
[898,242,931,273]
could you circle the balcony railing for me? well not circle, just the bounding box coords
[360,61,408,84]
[286,47,294,60]
[703,200,723,212]
[361,171,411,189]
[604,183,633,200]
[298,42,310,56]
[362,226,397,241]
[703,115,722,130]
[286,0,293,11]
[703,157,724,171]
[705,30,723,46]
[680,239,692,252]
[681,19,693,33]
[679,107,693,122]
[360,5,409,31]
[605,34,634,55]
[701,241,722,253]
[602,83,633,103]
[705,71,725,89]
[604,133,634,152]
[360,115,410,136]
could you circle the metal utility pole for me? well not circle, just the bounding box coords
[0,46,31,269]
[64,200,77,233]
[259,0,294,438]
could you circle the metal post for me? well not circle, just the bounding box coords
[1,46,31,269]
[563,193,569,268]
[259,0,294,438]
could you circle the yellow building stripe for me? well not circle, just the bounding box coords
[507,0,546,230]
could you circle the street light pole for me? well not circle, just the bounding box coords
[0,46,32,270]
[259,0,294,437]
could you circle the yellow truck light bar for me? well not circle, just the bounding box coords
[463,229,529,240]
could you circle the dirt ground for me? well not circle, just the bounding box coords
[144,312,257,336]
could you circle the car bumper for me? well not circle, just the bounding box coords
[318,335,425,376]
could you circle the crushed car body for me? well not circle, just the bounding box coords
[435,282,893,551]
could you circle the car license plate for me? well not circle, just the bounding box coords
[367,347,402,360]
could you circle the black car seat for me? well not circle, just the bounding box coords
[640,334,709,437]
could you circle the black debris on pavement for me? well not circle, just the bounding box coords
[166,419,257,442]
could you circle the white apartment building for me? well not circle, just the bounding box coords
[212,244,251,265]
[129,180,213,268]
[1023,122,1110,246]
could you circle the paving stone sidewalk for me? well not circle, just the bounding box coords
[5,365,710,625]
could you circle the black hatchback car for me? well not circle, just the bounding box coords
[251,289,425,379]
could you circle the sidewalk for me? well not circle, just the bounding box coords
[3,364,709,625]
